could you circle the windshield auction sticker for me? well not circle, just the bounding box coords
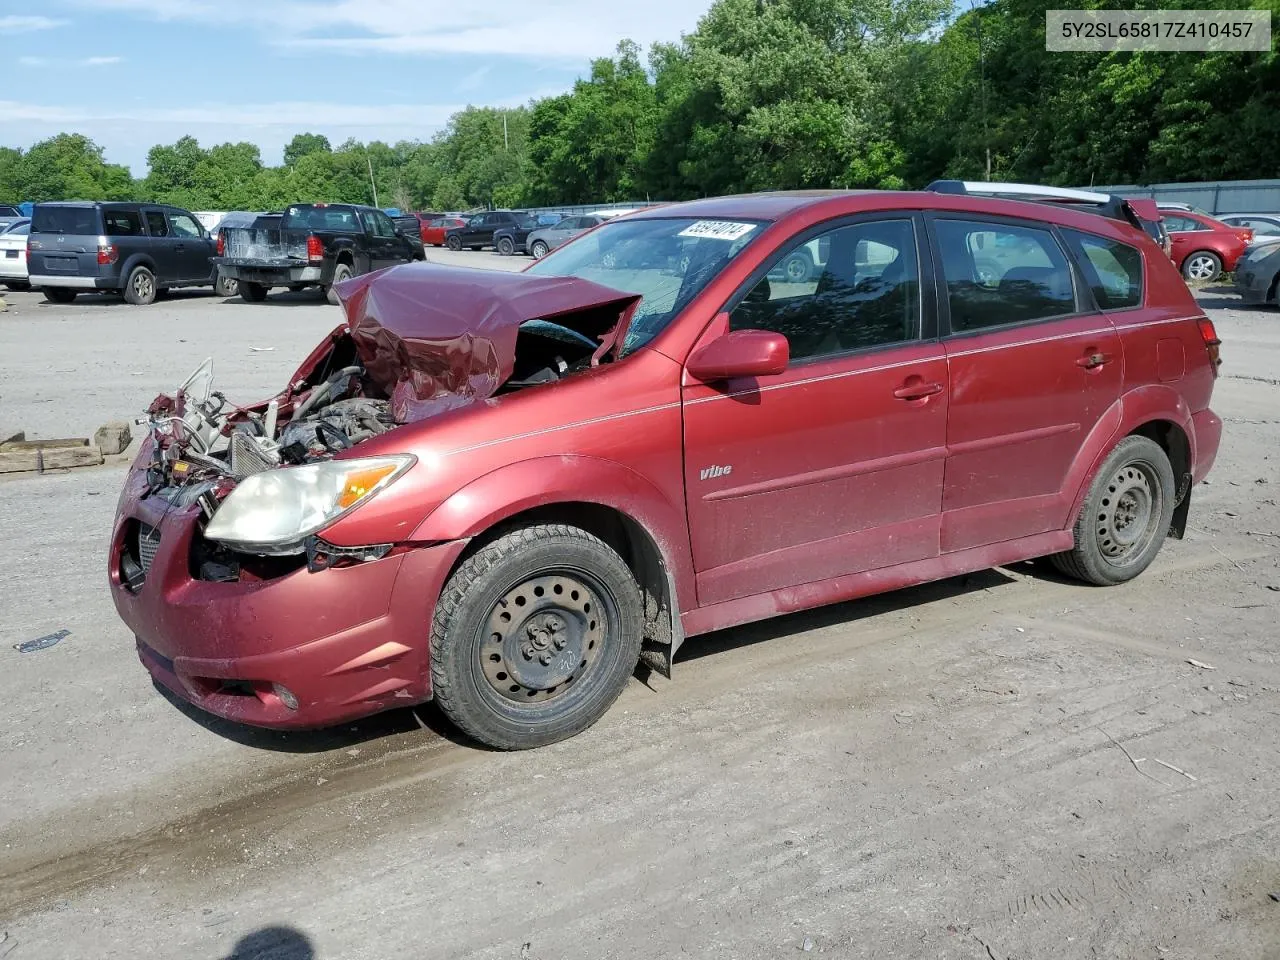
[1047,9,1270,51]
[678,221,758,242]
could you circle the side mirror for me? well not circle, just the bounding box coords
[686,329,789,382]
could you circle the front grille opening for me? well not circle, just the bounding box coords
[119,520,159,592]
[189,526,306,583]
[187,676,261,700]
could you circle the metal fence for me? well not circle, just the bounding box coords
[1083,179,1280,215]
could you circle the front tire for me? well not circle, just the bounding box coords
[430,525,643,750]
[239,281,268,303]
[1182,251,1222,283]
[326,262,353,305]
[1051,436,1176,586]
[530,240,549,260]
[42,287,77,304]
[123,266,156,305]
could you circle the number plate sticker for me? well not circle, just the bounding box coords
[677,220,757,242]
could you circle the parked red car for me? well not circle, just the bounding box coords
[421,215,467,247]
[110,185,1222,750]
[1161,210,1252,282]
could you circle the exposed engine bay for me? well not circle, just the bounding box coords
[136,263,643,566]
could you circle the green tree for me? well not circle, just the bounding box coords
[20,134,134,202]
[283,133,332,167]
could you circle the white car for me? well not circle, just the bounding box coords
[0,219,30,290]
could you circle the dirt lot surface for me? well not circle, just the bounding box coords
[0,274,1277,960]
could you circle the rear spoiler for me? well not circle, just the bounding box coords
[924,180,1160,232]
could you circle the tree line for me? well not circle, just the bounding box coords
[2,0,1277,212]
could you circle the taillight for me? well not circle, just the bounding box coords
[1236,229,1253,244]
[97,240,118,265]
[1198,317,1221,375]
[306,234,324,263]
[215,232,226,256]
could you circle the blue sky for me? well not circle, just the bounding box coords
[0,0,713,175]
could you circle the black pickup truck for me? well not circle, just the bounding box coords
[214,203,423,304]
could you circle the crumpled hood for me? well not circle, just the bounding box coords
[336,261,641,423]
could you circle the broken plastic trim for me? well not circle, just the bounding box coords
[305,537,393,573]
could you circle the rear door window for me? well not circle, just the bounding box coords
[933,219,1078,332]
[1163,215,1203,233]
[103,209,143,237]
[32,206,101,234]
[1062,229,1143,310]
[366,209,397,238]
[168,212,202,238]
[144,211,169,237]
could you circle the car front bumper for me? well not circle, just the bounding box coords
[1233,267,1274,304]
[109,463,466,729]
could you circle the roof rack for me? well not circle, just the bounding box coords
[923,179,1159,229]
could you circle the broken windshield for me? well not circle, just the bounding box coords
[524,216,764,354]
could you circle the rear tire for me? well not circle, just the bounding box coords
[1051,436,1176,586]
[1182,251,1222,283]
[530,240,549,260]
[287,283,306,293]
[430,525,643,750]
[214,274,239,298]
[42,287,77,304]
[239,281,268,303]
[326,262,353,305]
[123,266,156,305]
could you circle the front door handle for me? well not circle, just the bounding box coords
[1077,352,1113,369]
[893,380,944,401]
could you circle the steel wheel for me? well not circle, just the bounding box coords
[1095,462,1161,564]
[1051,435,1175,586]
[1183,252,1221,282]
[479,573,608,704]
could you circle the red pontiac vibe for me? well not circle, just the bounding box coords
[110,184,1223,750]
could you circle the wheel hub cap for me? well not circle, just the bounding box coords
[481,574,605,702]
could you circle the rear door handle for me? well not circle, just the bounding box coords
[893,381,944,401]
[1077,352,1113,369]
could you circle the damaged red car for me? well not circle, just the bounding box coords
[110,185,1223,750]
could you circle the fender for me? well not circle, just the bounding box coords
[1062,384,1195,529]
[410,455,696,659]
[118,253,157,288]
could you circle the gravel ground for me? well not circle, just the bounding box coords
[0,276,1277,960]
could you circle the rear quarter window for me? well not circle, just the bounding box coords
[104,209,144,237]
[32,206,101,235]
[1062,229,1143,310]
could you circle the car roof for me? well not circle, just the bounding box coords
[627,191,881,223]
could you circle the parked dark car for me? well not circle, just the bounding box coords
[1233,238,1280,306]
[214,203,423,305]
[492,213,561,256]
[525,215,609,259]
[112,183,1221,750]
[28,201,218,305]
[444,210,526,251]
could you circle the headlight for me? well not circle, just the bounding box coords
[204,455,414,554]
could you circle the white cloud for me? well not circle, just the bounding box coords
[75,0,707,60]
[0,15,67,34]
[17,55,124,67]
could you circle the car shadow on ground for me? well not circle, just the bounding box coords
[157,564,1039,755]
[675,566,1017,665]
[221,925,315,960]
[220,289,335,309]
